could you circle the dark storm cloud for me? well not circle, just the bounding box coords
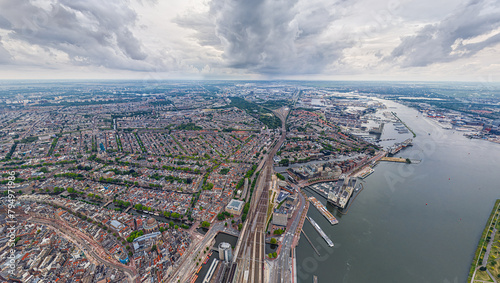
[389,0,500,67]
[177,0,351,75]
[0,0,149,70]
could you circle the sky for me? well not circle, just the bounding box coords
[0,0,499,81]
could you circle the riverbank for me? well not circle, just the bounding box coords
[468,199,500,282]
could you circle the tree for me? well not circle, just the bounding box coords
[270,238,277,245]
[276,173,285,180]
[201,221,210,228]
[217,213,225,221]
[151,244,157,252]
[224,222,228,227]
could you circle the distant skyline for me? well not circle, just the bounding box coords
[0,0,499,81]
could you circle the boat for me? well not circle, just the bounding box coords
[308,197,338,225]
[359,168,374,179]
[308,217,334,247]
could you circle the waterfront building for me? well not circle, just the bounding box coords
[218,242,232,262]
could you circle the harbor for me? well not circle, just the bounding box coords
[308,196,338,225]
[387,138,413,156]
[307,216,334,247]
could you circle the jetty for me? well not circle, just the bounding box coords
[301,229,320,256]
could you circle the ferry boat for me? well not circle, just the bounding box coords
[308,217,334,247]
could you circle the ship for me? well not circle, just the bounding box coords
[308,217,334,247]
[358,168,374,179]
[308,196,338,225]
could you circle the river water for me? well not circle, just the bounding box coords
[296,99,500,282]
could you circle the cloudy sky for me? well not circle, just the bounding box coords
[0,0,499,81]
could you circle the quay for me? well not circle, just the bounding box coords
[308,196,338,225]
[304,185,328,199]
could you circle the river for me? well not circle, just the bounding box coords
[296,99,500,282]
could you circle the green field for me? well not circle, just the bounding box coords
[468,199,500,282]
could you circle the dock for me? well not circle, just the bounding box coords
[308,196,338,225]
[380,157,409,163]
[301,229,320,256]
[307,217,334,247]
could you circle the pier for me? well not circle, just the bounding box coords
[380,157,421,164]
[391,112,416,138]
[301,229,320,256]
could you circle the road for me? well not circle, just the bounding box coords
[270,184,306,283]
[234,106,289,283]
[168,222,225,283]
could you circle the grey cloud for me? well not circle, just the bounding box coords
[0,0,150,70]
[177,0,352,75]
[0,14,11,29]
[388,0,500,67]
[0,37,11,64]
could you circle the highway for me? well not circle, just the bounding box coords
[234,106,289,283]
